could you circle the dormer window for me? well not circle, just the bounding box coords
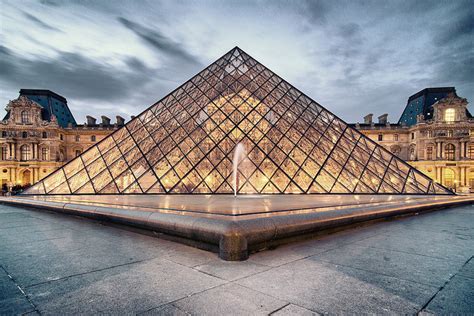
[445,108,455,122]
[21,111,30,124]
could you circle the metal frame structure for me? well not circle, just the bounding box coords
[23,47,453,195]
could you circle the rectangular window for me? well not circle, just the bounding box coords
[1,146,7,160]
[378,134,383,141]
[469,146,474,159]
[411,132,415,140]
[41,148,48,161]
[426,147,433,160]
[445,108,455,122]
[393,134,398,141]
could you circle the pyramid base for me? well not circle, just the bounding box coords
[0,195,471,261]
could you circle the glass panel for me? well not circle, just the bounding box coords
[68,169,90,193]
[64,157,85,179]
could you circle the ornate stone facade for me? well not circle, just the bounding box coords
[353,93,473,193]
[0,95,122,189]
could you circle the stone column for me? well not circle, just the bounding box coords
[460,142,465,159]
[464,167,469,186]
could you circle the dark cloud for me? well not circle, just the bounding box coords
[337,23,361,39]
[22,11,62,32]
[118,17,200,65]
[0,45,154,102]
[38,0,61,6]
[434,13,474,45]
[297,0,330,25]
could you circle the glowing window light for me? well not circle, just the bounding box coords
[445,108,455,122]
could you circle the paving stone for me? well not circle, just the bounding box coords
[164,245,219,267]
[195,259,270,281]
[385,208,474,237]
[354,230,474,262]
[0,295,35,315]
[0,204,30,214]
[315,244,464,287]
[26,258,225,315]
[140,303,189,315]
[238,259,437,314]
[248,224,383,267]
[272,304,320,315]
[458,258,474,279]
[173,283,288,315]
[424,275,474,314]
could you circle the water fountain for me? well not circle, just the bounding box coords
[232,143,246,196]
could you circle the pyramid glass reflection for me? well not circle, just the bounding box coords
[23,47,452,195]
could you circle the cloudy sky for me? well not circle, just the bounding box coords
[1,0,472,124]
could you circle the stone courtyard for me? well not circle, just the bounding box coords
[1,203,473,315]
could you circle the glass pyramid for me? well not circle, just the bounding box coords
[23,47,453,195]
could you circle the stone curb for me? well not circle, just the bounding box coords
[0,196,472,261]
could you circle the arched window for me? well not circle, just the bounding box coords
[409,145,416,160]
[445,144,455,161]
[91,135,96,142]
[21,111,30,124]
[41,148,49,161]
[445,108,455,122]
[20,145,30,161]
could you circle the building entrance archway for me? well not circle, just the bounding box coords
[443,168,455,189]
[21,170,31,186]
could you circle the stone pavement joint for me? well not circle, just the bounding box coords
[420,255,474,313]
[0,265,38,314]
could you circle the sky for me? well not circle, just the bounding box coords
[0,0,473,124]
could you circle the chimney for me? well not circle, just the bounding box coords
[116,115,125,126]
[101,115,111,125]
[86,115,96,125]
[378,114,388,124]
[364,113,373,124]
